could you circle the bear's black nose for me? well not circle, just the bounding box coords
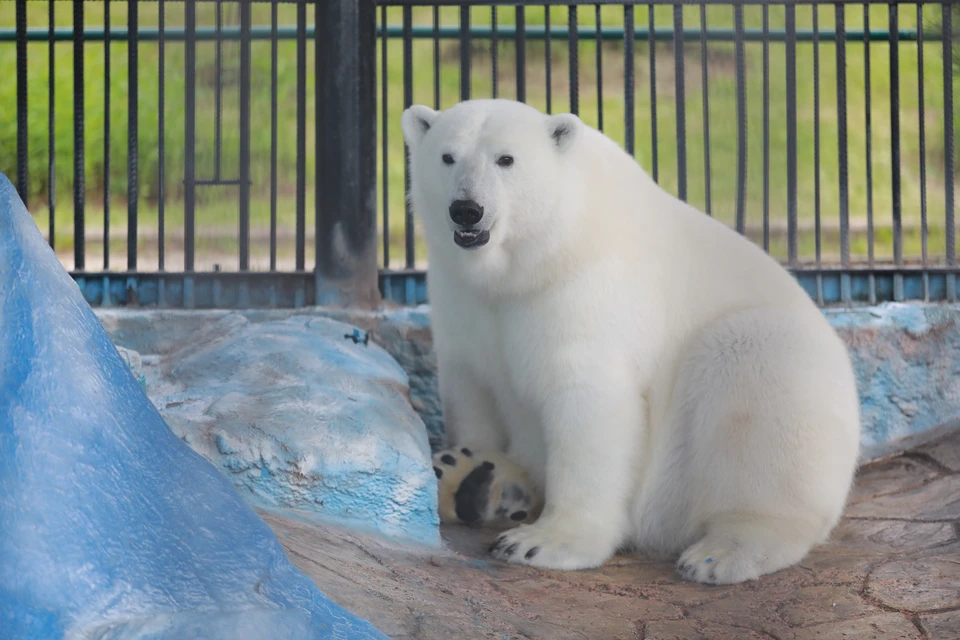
[449,200,484,227]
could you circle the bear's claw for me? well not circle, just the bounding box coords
[487,518,615,570]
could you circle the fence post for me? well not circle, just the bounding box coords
[314,0,380,308]
[16,0,27,201]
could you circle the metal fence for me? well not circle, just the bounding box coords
[4,0,959,308]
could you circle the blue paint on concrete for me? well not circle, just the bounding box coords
[825,303,960,450]
[96,305,443,544]
[137,312,440,545]
[300,305,445,449]
[375,306,444,448]
[0,174,388,640]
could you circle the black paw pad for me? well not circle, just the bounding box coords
[440,454,456,466]
[454,461,495,524]
[504,543,519,557]
[524,546,540,560]
[460,448,473,457]
[433,466,443,479]
[489,536,507,553]
[509,510,528,522]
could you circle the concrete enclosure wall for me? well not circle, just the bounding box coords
[99,301,960,460]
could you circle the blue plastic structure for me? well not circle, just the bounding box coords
[0,174,387,640]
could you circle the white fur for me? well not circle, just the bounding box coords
[402,99,861,584]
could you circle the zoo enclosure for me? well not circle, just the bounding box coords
[4,0,959,307]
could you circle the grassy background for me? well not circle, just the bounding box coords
[0,2,957,272]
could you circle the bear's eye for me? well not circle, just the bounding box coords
[496,155,514,168]
[442,153,455,165]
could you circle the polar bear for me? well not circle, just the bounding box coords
[401,99,861,585]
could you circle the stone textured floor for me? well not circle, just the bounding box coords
[264,427,960,639]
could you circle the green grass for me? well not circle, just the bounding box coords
[1,2,957,271]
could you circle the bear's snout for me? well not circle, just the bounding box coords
[449,199,484,227]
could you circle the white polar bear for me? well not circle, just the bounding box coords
[401,99,861,585]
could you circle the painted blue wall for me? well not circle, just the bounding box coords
[0,173,387,639]
[98,301,960,462]
[825,304,960,452]
[127,312,441,546]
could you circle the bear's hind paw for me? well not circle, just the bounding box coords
[432,447,541,529]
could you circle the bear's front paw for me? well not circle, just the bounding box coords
[433,447,542,528]
[488,517,615,570]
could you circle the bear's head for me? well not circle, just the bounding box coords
[401,99,585,290]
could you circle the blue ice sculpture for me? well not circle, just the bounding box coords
[0,174,388,640]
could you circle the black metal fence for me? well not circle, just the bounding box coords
[4,0,959,308]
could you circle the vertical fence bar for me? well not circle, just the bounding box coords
[864,3,874,291]
[184,0,196,275]
[48,0,55,250]
[648,4,658,182]
[492,7,499,98]
[16,0,28,200]
[569,6,579,115]
[762,5,770,252]
[358,0,379,301]
[315,0,323,300]
[813,5,823,303]
[785,4,796,263]
[295,0,306,271]
[917,1,928,294]
[734,3,746,235]
[158,0,166,271]
[239,0,251,273]
[103,0,111,270]
[516,6,527,102]
[596,3,603,131]
[546,7,553,113]
[314,0,379,306]
[404,6,415,268]
[73,0,85,271]
[624,5,635,156]
[434,6,441,108]
[382,5,390,269]
[944,4,956,291]
[889,3,902,300]
[460,5,471,101]
[700,3,711,215]
[270,2,278,271]
[127,0,138,271]
[214,0,223,181]
[674,3,686,201]
[836,3,851,301]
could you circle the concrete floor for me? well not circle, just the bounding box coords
[263,426,960,640]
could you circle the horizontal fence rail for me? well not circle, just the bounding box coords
[0,25,947,43]
[4,0,960,309]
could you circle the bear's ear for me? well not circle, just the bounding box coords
[547,113,582,154]
[401,105,438,149]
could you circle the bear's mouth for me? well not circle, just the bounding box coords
[453,229,490,249]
